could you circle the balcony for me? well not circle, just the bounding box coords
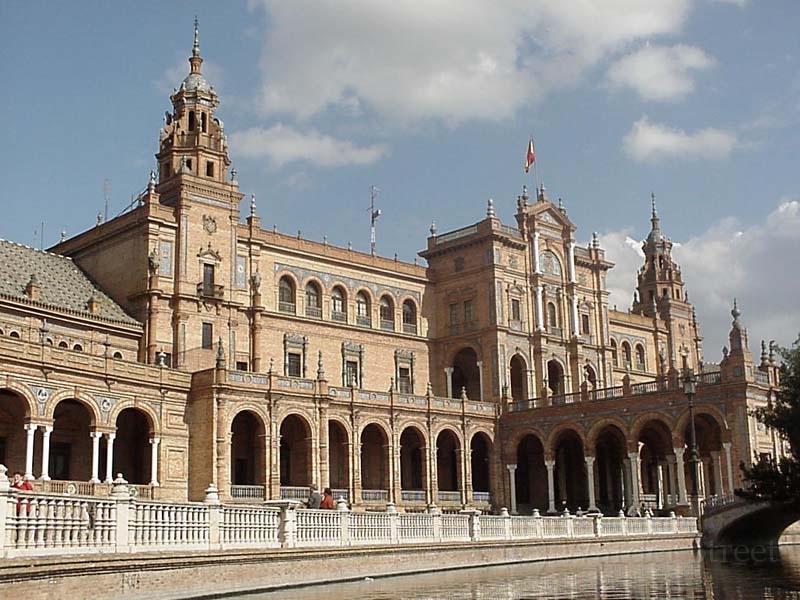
[402,322,417,335]
[305,305,322,319]
[279,301,296,314]
[356,315,371,327]
[380,319,395,331]
[332,310,347,323]
[196,282,224,299]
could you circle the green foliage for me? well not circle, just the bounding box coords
[742,336,800,504]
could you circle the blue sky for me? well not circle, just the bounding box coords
[1,1,798,361]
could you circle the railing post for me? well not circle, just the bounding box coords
[532,508,543,539]
[593,514,602,537]
[619,510,628,536]
[204,484,221,550]
[670,511,678,534]
[337,497,350,547]
[0,465,9,554]
[110,474,132,552]
[646,514,653,535]
[427,503,442,542]
[277,502,299,548]
[460,509,481,542]
[500,507,512,540]
[385,502,399,544]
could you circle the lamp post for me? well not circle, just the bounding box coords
[683,368,700,516]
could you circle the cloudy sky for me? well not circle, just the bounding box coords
[1,1,798,362]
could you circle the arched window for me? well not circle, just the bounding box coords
[73,344,83,352]
[331,286,347,322]
[402,300,417,334]
[610,339,618,367]
[635,344,646,371]
[379,295,394,330]
[113,351,123,360]
[278,277,296,313]
[58,341,68,349]
[356,292,371,327]
[305,282,321,318]
[9,331,20,339]
[622,342,632,368]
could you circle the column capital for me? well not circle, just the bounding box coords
[722,441,732,450]
[105,432,116,441]
[584,455,595,465]
[39,424,53,434]
[544,459,556,469]
[444,367,454,374]
[505,463,517,472]
[673,446,685,458]
[149,437,161,445]
[90,431,104,440]
[24,423,38,433]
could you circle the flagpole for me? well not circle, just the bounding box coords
[531,133,540,199]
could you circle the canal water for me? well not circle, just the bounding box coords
[237,545,800,599]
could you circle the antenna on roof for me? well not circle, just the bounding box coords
[103,179,111,224]
[368,185,381,256]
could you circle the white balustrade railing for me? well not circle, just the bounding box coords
[0,465,698,559]
[280,486,310,502]
[230,485,266,501]
[472,491,490,504]
[361,489,388,502]
[221,505,280,547]
[438,491,461,504]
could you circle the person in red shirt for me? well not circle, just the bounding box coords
[320,487,335,509]
[11,471,33,491]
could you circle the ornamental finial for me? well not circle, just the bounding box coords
[193,17,200,58]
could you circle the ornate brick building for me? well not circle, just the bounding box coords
[0,26,783,514]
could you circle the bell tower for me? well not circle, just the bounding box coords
[156,19,233,196]
[633,194,702,372]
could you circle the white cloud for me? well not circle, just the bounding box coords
[600,200,800,362]
[249,0,691,124]
[622,116,738,162]
[606,44,715,101]
[230,124,389,167]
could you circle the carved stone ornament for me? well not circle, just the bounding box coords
[203,215,217,235]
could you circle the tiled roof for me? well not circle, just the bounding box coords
[0,239,140,326]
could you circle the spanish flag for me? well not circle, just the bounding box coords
[524,138,536,173]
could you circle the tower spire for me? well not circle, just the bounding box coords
[190,18,203,74]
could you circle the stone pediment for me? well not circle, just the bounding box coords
[197,243,222,262]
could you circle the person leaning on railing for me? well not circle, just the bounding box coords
[320,488,334,509]
[11,471,33,515]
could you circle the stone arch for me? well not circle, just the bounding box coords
[436,427,461,493]
[400,296,418,333]
[674,406,730,443]
[378,293,395,329]
[399,425,427,491]
[0,388,35,474]
[545,423,587,454]
[516,432,548,512]
[303,277,324,316]
[629,412,676,448]
[47,391,101,428]
[583,362,599,390]
[278,412,314,488]
[509,353,528,402]
[354,287,373,325]
[585,417,630,450]
[470,431,492,499]
[590,422,628,514]
[546,357,566,396]
[330,283,348,319]
[0,382,37,420]
[552,427,587,512]
[360,421,389,496]
[108,401,160,436]
[504,426,547,463]
[50,398,96,481]
[451,346,481,400]
[277,272,299,312]
[114,407,155,484]
[328,419,350,492]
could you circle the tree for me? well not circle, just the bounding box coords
[741,336,800,504]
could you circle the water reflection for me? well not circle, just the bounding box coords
[237,546,800,600]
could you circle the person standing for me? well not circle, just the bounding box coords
[306,484,321,509]
[320,487,335,509]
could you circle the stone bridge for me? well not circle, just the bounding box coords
[701,494,800,548]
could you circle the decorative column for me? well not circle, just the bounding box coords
[666,455,677,506]
[444,367,454,399]
[532,232,541,273]
[673,447,688,505]
[711,451,725,496]
[567,241,576,283]
[476,361,484,401]
[90,431,102,483]
[23,423,37,480]
[104,432,116,483]
[701,457,711,498]
[722,442,734,493]
[506,464,517,515]
[150,437,161,486]
[39,425,53,480]
[425,444,434,505]
[534,285,544,331]
[585,456,598,512]
[627,452,640,514]
[545,459,556,514]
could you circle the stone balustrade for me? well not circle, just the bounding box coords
[0,466,697,559]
